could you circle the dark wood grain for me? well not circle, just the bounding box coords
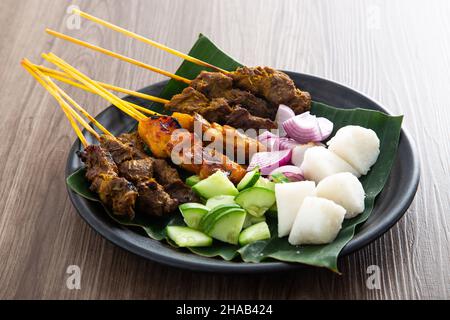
[0,0,448,299]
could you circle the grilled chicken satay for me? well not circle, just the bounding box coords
[138,116,247,184]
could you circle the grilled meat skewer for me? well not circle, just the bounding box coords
[78,145,138,218]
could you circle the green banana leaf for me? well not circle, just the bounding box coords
[66,34,403,271]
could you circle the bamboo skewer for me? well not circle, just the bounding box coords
[72,9,228,74]
[46,29,191,84]
[42,53,146,122]
[21,59,99,145]
[24,60,113,137]
[36,64,169,104]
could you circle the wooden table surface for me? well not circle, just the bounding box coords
[0,0,448,300]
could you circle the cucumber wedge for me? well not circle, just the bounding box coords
[192,171,238,199]
[239,221,271,246]
[205,209,246,245]
[166,226,212,247]
[185,175,201,186]
[237,168,261,191]
[205,195,236,209]
[179,203,210,229]
[243,213,266,228]
[253,177,275,191]
[235,187,276,217]
[200,204,241,231]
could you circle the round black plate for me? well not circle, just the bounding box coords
[66,72,420,273]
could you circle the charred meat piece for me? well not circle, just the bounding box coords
[118,158,154,183]
[191,71,274,119]
[164,87,210,115]
[135,179,178,216]
[152,158,200,203]
[152,158,181,185]
[100,134,146,164]
[78,145,137,218]
[197,98,233,124]
[165,87,276,131]
[225,106,277,131]
[118,132,147,155]
[164,180,200,204]
[231,66,311,114]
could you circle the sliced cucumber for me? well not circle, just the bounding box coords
[239,222,271,246]
[179,203,209,229]
[205,209,246,245]
[192,171,238,199]
[253,177,275,191]
[185,175,201,186]
[243,213,266,228]
[235,187,276,217]
[166,226,212,247]
[237,168,261,191]
[205,195,236,209]
[200,204,241,231]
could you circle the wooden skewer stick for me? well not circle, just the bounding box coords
[35,64,169,104]
[42,53,146,122]
[46,29,191,85]
[73,9,229,74]
[25,60,113,136]
[21,60,95,146]
[33,64,163,117]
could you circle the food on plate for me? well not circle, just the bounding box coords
[288,197,346,245]
[239,221,271,246]
[205,195,236,209]
[275,181,316,237]
[236,168,261,191]
[247,149,292,175]
[192,170,239,199]
[79,144,138,218]
[315,172,365,219]
[269,165,304,182]
[275,104,295,136]
[327,126,380,175]
[179,203,210,229]
[166,226,213,247]
[282,112,333,143]
[230,66,311,115]
[235,187,276,217]
[21,9,403,270]
[300,146,360,182]
[291,142,322,167]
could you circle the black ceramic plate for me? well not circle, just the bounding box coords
[66,72,420,273]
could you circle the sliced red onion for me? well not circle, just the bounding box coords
[282,112,334,143]
[248,149,292,175]
[269,165,304,182]
[275,105,295,137]
[317,117,333,140]
[277,137,301,150]
[257,131,278,142]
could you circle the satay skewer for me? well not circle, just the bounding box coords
[21,59,100,144]
[72,9,228,74]
[46,29,191,84]
[36,64,170,104]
